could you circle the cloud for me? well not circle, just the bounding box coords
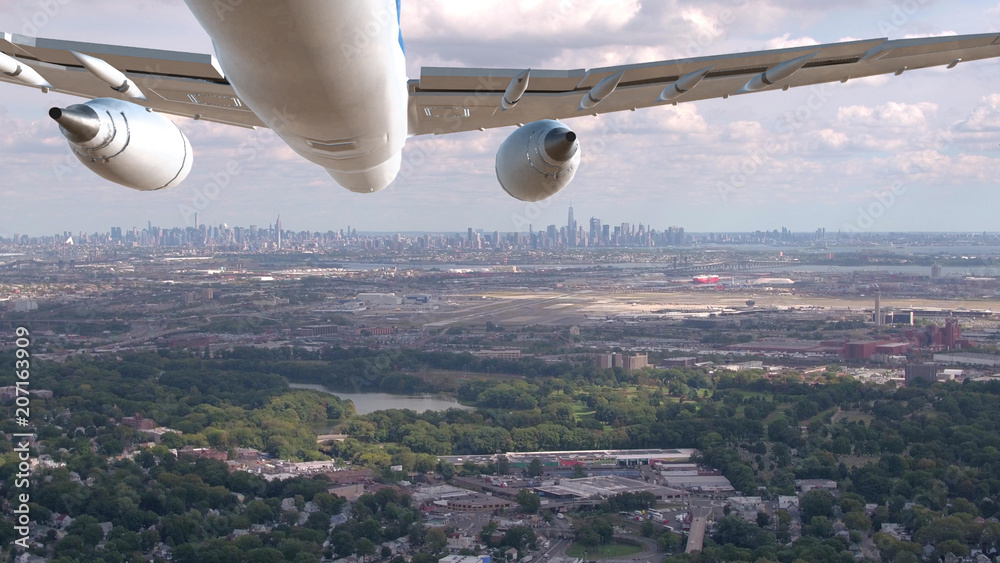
[764,34,820,49]
[836,102,936,128]
[403,0,641,41]
[956,93,1000,132]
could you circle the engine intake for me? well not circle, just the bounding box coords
[50,98,192,191]
[495,119,580,202]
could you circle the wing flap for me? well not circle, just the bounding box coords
[410,33,1000,136]
[418,67,586,92]
[0,32,264,128]
[2,32,226,81]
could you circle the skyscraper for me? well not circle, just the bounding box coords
[276,215,282,249]
[567,206,576,247]
[589,217,602,245]
[874,287,882,326]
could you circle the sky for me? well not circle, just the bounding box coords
[3,0,1000,236]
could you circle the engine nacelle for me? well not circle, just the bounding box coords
[49,98,192,191]
[495,119,580,202]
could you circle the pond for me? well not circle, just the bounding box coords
[289,383,472,414]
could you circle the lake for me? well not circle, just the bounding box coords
[289,383,472,414]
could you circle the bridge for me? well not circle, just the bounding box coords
[664,260,793,276]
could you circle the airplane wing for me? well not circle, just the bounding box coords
[408,33,1000,136]
[0,32,263,128]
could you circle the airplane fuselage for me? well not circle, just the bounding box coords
[184,0,407,193]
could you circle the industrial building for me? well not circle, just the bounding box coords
[845,341,882,361]
[412,485,513,513]
[660,464,735,493]
[438,449,694,470]
[358,292,403,306]
[472,349,522,360]
[533,475,686,501]
[933,353,1000,368]
[904,363,939,385]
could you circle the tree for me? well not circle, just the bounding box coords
[804,516,834,538]
[497,455,510,476]
[332,531,355,558]
[356,538,376,560]
[711,516,775,550]
[408,523,427,546]
[436,461,455,480]
[480,521,499,545]
[502,526,537,552]
[574,516,614,547]
[66,515,104,546]
[800,490,835,522]
[526,458,544,477]
[426,528,448,553]
[515,489,541,514]
[844,511,871,532]
[575,526,601,547]
[756,512,770,528]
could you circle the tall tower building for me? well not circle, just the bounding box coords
[943,318,961,349]
[276,215,282,249]
[589,217,601,244]
[567,205,576,246]
[874,287,882,327]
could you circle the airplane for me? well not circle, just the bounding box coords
[3,0,1000,203]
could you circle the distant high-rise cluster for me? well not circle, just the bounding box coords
[4,205,688,250]
[596,352,649,372]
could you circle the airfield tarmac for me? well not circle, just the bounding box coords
[414,290,1000,328]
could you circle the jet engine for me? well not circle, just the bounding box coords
[495,119,580,202]
[49,98,192,191]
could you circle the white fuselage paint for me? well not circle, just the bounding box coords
[183,0,408,193]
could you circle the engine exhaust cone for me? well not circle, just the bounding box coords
[50,104,101,144]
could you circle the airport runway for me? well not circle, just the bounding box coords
[413,289,1000,328]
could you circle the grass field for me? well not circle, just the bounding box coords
[572,402,597,419]
[565,542,645,559]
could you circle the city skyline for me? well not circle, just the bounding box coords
[8,210,1000,247]
[5,2,1000,235]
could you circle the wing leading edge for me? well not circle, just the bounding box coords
[408,33,1000,136]
[0,32,263,128]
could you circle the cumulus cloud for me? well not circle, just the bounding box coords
[836,102,937,128]
[956,93,1000,131]
[404,0,641,41]
[764,34,820,49]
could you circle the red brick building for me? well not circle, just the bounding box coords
[122,414,157,430]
